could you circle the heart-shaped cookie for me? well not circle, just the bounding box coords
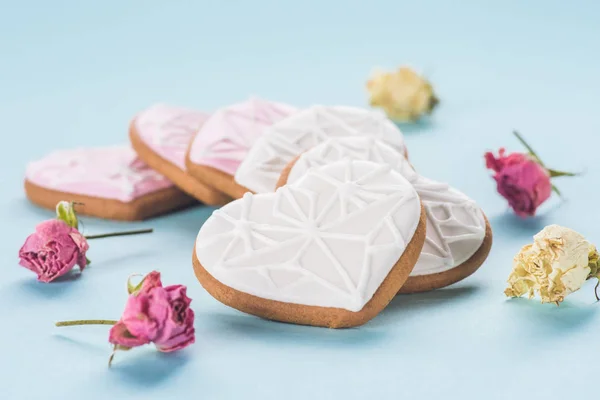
[185,97,297,199]
[25,146,195,220]
[129,103,230,205]
[233,105,407,195]
[277,137,492,293]
[193,159,426,328]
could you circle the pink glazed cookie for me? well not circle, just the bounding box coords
[185,97,297,199]
[25,146,196,221]
[129,104,230,206]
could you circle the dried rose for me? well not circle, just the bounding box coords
[366,66,438,122]
[19,201,153,282]
[505,225,600,304]
[109,272,195,356]
[55,271,195,366]
[485,149,551,217]
[19,219,89,283]
[485,131,577,218]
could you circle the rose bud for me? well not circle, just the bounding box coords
[56,200,79,229]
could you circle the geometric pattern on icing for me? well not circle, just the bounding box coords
[195,159,420,311]
[234,105,407,193]
[25,146,173,203]
[188,97,297,176]
[286,137,486,276]
[134,103,209,170]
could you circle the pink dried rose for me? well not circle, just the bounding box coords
[55,271,195,366]
[109,271,196,356]
[19,219,89,283]
[19,201,153,282]
[485,132,577,218]
[485,149,552,217]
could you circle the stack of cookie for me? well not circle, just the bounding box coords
[24,98,492,327]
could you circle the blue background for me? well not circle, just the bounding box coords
[1,1,599,399]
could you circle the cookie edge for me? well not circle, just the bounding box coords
[398,215,492,293]
[129,120,230,206]
[24,179,196,221]
[192,203,426,328]
[184,150,252,199]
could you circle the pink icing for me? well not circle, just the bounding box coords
[133,104,210,170]
[26,146,174,202]
[187,97,297,175]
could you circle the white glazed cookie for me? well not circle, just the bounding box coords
[282,137,491,292]
[233,105,406,194]
[193,159,426,327]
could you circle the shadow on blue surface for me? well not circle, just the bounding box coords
[200,286,482,338]
[202,312,387,346]
[502,297,598,337]
[53,333,110,355]
[487,210,559,241]
[91,250,161,273]
[15,275,82,299]
[374,285,480,324]
[110,350,191,387]
[395,117,436,135]
[54,332,193,387]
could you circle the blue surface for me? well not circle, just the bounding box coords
[1,1,599,399]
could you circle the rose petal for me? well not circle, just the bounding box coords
[109,321,151,348]
[121,288,171,342]
[154,285,195,351]
[139,271,163,294]
[155,308,196,352]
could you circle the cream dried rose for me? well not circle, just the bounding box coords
[505,225,600,304]
[366,67,438,122]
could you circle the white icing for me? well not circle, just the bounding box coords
[195,160,420,311]
[234,105,406,193]
[286,137,487,276]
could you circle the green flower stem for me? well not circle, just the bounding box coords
[55,320,118,327]
[548,169,579,178]
[513,130,546,167]
[84,228,153,240]
[551,184,562,198]
[513,130,579,198]
[109,348,116,368]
